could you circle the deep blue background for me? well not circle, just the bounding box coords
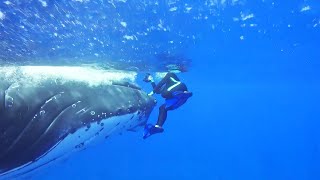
[0,0,319,179]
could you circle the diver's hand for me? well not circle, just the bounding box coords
[148,91,154,96]
[147,75,153,82]
[143,73,153,83]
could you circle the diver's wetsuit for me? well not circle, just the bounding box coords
[150,73,192,127]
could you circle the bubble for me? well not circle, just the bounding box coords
[90,111,95,115]
[72,104,76,108]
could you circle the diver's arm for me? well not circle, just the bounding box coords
[153,73,172,93]
[143,74,156,96]
[147,76,157,93]
[144,74,163,94]
[145,72,177,94]
[151,82,156,89]
[148,80,156,96]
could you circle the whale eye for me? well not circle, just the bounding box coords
[116,108,123,114]
[5,96,14,108]
[40,110,45,116]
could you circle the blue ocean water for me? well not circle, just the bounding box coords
[0,0,319,179]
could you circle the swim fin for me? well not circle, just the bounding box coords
[143,124,164,139]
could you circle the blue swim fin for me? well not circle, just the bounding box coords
[143,124,164,139]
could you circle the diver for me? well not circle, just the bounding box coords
[142,72,193,139]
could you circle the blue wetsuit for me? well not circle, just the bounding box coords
[151,73,192,127]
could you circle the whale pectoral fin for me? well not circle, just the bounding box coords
[127,128,138,132]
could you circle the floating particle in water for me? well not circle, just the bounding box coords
[91,111,95,115]
[4,1,12,5]
[123,35,136,40]
[169,7,177,12]
[72,104,76,108]
[240,36,244,40]
[120,21,127,28]
[301,6,311,12]
[0,11,5,21]
[73,0,89,3]
[185,6,192,13]
[39,0,47,7]
[241,13,254,21]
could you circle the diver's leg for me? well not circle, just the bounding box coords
[143,104,165,139]
[156,104,167,127]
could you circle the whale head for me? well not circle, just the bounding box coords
[0,66,156,178]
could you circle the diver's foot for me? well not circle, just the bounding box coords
[152,125,164,133]
[143,124,164,139]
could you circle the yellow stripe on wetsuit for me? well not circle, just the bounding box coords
[167,77,181,91]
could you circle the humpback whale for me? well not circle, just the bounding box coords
[0,66,156,179]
